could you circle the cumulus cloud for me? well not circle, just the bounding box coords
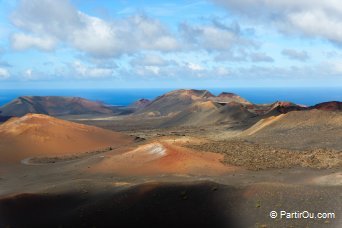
[10,0,260,61]
[214,50,248,62]
[214,50,273,63]
[214,67,230,77]
[21,68,49,80]
[0,68,10,79]
[134,65,161,76]
[282,49,310,61]
[72,61,114,78]
[236,65,314,80]
[179,21,256,51]
[250,52,274,62]
[327,60,342,74]
[125,58,228,79]
[23,69,34,79]
[22,68,49,80]
[131,54,171,66]
[212,0,342,45]
[187,62,204,71]
[11,33,56,51]
[11,0,180,57]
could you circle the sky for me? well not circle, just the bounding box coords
[0,0,341,89]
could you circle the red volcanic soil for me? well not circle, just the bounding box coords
[89,141,237,176]
[312,101,342,111]
[0,114,133,163]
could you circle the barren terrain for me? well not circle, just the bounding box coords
[0,90,341,227]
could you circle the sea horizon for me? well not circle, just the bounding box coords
[0,87,341,107]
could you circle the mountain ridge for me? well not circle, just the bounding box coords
[0,90,340,123]
[0,96,114,117]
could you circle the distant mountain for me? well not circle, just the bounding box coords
[0,111,11,123]
[246,100,342,116]
[136,89,251,117]
[0,114,133,163]
[248,101,307,116]
[210,92,252,105]
[131,89,256,127]
[132,89,338,127]
[161,101,256,127]
[0,96,114,117]
[1,91,339,122]
[311,101,342,111]
[135,89,214,117]
[128,98,151,109]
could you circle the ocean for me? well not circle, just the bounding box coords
[0,88,341,107]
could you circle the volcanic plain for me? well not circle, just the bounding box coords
[0,89,341,227]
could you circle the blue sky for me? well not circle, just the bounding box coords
[0,0,341,88]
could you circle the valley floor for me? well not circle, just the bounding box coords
[0,114,341,227]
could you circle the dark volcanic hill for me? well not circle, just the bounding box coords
[247,101,341,116]
[311,101,342,111]
[161,101,256,127]
[136,89,253,116]
[0,111,12,123]
[128,98,151,109]
[133,89,256,127]
[210,92,252,105]
[257,101,307,116]
[0,96,114,117]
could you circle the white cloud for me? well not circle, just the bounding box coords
[126,60,213,79]
[327,60,342,74]
[25,69,32,76]
[139,66,160,76]
[180,22,256,51]
[215,67,230,77]
[11,33,56,51]
[287,10,342,44]
[188,63,204,71]
[250,52,274,62]
[212,0,342,44]
[214,50,248,62]
[215,50,273,63]
[72,61,114,78]
[11,0,180,56]
[22,68,42,80]
[131,54,169,66]
[282,49,310,61]
[0,68,10,79]
[22,68,44,80]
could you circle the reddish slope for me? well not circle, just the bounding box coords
[0,114,133,163]
[90,141,237,176]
